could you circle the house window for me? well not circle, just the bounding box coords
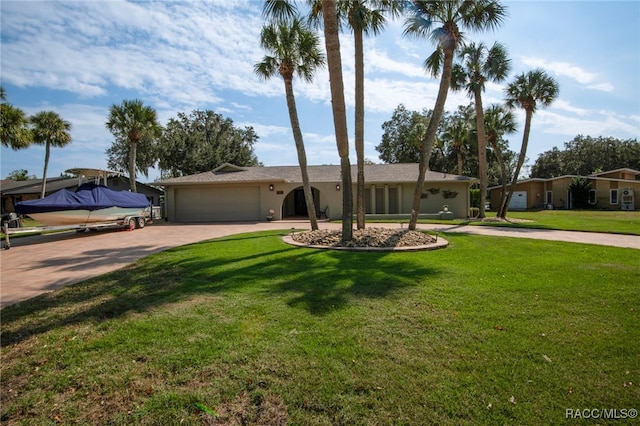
[388,187,399,214]
[375,188,384,214]
[545,191,552,205]
[588,190,597,205]
[610,189,618,205]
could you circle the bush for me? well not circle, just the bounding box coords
[569,177,593,209]
[469,188,481,208]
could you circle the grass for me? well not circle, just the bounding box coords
[1,230,639,425]
[358,210,640,235]
[471,210,640,235]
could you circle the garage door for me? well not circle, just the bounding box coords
[509,191,527,210]
[175,186,261,222]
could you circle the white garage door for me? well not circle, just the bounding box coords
[175,186,261,222]
[509,191,527,210]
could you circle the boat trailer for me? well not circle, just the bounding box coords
[2,213,149,250]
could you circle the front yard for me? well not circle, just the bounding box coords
[1,230,638,425]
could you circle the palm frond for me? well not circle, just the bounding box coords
[263,0,297,22]
[423,47,443,78]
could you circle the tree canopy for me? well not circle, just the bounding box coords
[1,87,32,150]
[106,99,162,191]
[6,169,36,180]
[157,110,261,178]
[377,103,517,187]
[530,135,640,178]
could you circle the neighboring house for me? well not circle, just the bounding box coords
[157,163,478,222]
[488,168,640,211]
[1,175,164,214]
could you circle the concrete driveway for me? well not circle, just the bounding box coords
[1,221,638,308]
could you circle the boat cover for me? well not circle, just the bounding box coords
[15,183,150,214]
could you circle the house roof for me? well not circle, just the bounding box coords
[589,168,640,177]
[487,168,640,190]
[1,176,163,196]
[156,163,478,186]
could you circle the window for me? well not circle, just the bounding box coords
[545,191,552,205]
[610,189,618,205]
[588,190,597,205]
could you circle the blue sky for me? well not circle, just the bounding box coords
[1,0,639,182]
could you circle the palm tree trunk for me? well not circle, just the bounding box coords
[129,141,137,192]
[409,47,455,230]
[499,109,532,218]
[488,134,509,218]
[474,90,487,219]
[322,0,352,242]
[456,146,463,175]
[354,26,366,230]
[40,142,50,198]
[284,78,318,230]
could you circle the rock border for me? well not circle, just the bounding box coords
[281,234,449,252]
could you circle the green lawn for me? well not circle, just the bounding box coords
[474,210,640,235]
[2,230,639,425]
[406,210,640,235]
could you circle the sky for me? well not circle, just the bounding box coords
[1,0,639,183]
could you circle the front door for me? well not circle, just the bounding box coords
[294,188,307,216]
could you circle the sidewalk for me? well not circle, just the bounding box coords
[1,221,638,308]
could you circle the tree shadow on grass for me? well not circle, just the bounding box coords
[1,231,441,345]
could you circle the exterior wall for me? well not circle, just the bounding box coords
[550,178,572,209]
[364,182,471,219]
[489,181,546,210]
[489,178,640,211]
[165,180,474,222]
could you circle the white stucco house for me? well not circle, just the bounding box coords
[156,163,478,222]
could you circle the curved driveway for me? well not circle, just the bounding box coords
[1,221,639,308]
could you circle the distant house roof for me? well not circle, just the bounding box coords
[1,176,163,196]
[487,168,640,190]
[589,168,640,177]
[156,163,478,186]
[0,177,77,195]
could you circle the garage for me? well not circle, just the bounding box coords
[175,186,260,222]
[509,191,528,210]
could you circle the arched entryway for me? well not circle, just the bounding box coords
[282,186,321,219]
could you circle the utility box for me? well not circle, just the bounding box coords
[621,188,635,211]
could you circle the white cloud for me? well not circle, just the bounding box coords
[366,48,427,78]
[551,99,590,116]
[520,56,614,92]
[534,110,639,138]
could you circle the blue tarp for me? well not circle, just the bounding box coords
[15,183,150,214]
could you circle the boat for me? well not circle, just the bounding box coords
[15,182,150,227]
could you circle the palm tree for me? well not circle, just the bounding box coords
[262,0,353,241]
[255,18,325,230]
[320,0,354,241]
[106,99,162,192]
[441,115,471,176]
[29,111,72,198]
[307,1,401,230]
[500,69,559,217]
[0,87,32,150]
[451,41,511,218]
[484,103,516,214]
[343,0,401,230]
[403,0,507,230]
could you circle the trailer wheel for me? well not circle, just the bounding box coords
[136,217,146,229]
[128,218,136,231]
